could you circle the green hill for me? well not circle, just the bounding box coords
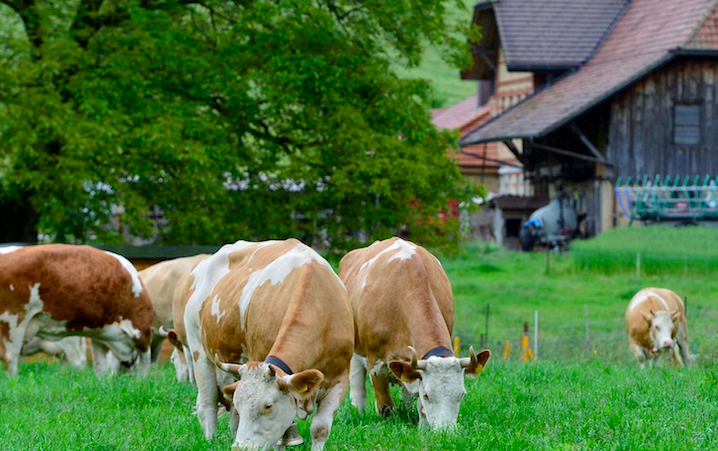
[395,0,478,108]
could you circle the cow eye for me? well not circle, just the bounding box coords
[655,326,661,331]
[422,393,430,402]
[263,403,273,414]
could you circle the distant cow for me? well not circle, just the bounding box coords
[0,244,154,377]
[22,336,88,369]
[176,239,353,451]
[139,254,209,381]
[625,288,690,368]
[339,237,490,429]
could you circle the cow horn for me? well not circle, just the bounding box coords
[459,346,477,368]
[214,353,243,375]
[408,346,427,370]
[157,326,169,338]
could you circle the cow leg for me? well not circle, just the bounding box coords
[184,346,197,386]
[150,334,165,364]
[629,340,647,369]
[91,340,111,377]
[672,345,684,368]
[369,363,394,416]
[349,353,367,414]
[194,354,219,439]
[310,378,347,451]
[229,406,240,439]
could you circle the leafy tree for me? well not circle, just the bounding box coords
[0,0,480,251]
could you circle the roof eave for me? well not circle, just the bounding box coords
[505,64,577,72]
[461,133,534,146]
[462,53,679,146]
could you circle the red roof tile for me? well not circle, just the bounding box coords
[462,0,718,145]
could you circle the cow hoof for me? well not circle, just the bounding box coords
[277,423,303,447]
[379,405,393,417]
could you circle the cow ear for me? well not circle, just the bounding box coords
[388,361,422,383]
[167,330,182,349]
[222,381,239,405]
[464,349,491,377]
[279,370,324,400]
[671,310,680,321]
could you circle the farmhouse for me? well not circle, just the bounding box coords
[458,0,718,239]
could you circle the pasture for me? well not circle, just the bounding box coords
[3,231,718,450]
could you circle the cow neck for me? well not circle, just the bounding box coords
[410,312,453,360]
[422,346,454,359]
[265,355,293,375]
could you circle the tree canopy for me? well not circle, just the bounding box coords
[0,0,480,252]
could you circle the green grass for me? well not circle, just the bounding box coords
[4,240,718,450]
[572,226,718,274]
[3,361,718,450]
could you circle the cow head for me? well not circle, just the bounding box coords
[389,346,490,429]
[643,309,680,352]
[215,355,323,451]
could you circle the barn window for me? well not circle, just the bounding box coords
[673,104,702,146]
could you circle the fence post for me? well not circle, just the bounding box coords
[684,295,688,317]
[485,304,490,347]
[534,310,539,360]
[480,333,485,349]
[636,252,641,278]
[584,304,590,350]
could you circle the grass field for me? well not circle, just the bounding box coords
[572,226,718,275]
[3,234,718,450]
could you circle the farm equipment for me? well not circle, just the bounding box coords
[519,196,582,251]
[615,175,718,224]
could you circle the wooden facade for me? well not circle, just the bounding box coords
[607,57,718,177]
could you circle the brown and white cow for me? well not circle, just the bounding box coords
[339,237,490,430]
[0,244,154,377]
[626,287,690,368]
[175,239,353,451]
[139,254,209,381]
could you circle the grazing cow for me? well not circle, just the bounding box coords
[139,254,209,380]
[0,244,154,377]
[22,336,88,369]
[176,239,353,451]
[339,237,490,430]
[625,287,690,368]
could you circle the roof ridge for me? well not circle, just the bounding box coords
[582,0,634,64]
[682,0,718,48]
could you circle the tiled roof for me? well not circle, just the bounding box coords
[431,94,488,134]
[456,143,504,168]
[462,0,718,145]
[491,0,628,69]
[432,95,517,169]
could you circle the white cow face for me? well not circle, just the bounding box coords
[219,362,323,451]
[169,349,189,383]
[644,309,679,352]
[389,346,491,430]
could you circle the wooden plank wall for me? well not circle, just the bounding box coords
[608,58,718,177]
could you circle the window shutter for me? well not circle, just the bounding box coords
[674,104,701,145]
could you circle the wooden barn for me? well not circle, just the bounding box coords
[461,0,718,237]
